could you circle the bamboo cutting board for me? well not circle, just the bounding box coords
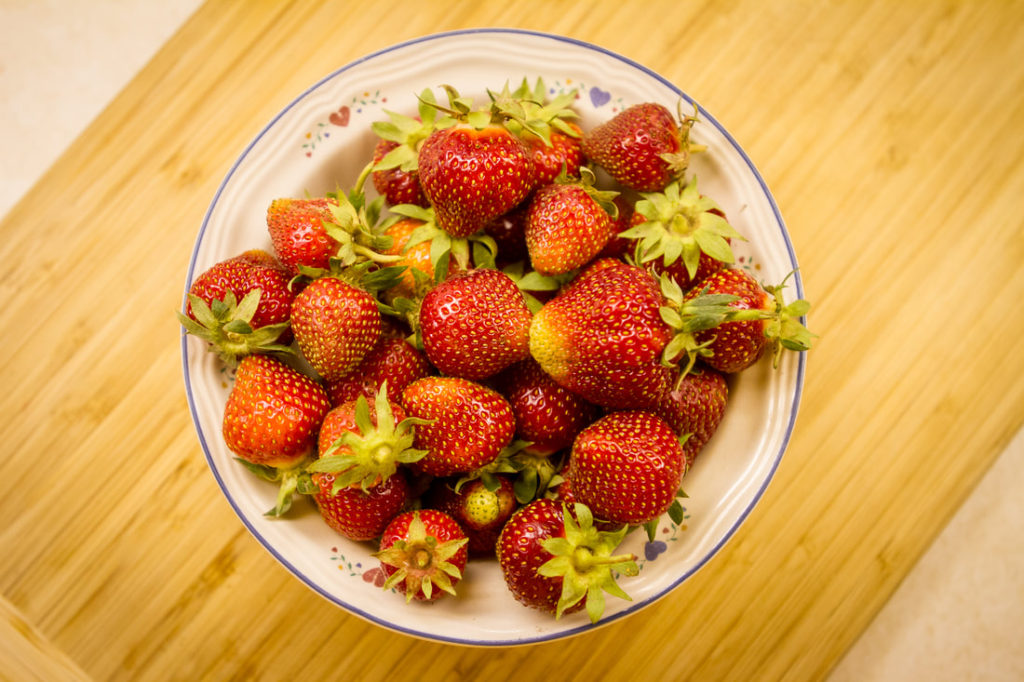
[2,1,1023,679]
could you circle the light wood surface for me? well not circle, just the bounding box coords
[2,1,1023,679]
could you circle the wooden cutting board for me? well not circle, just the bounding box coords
[2,1,1023,679]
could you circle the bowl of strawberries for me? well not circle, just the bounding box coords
[180,28,812,644]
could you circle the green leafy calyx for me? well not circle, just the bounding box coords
[305,383,430,492]
[374,512,469,602]
[621,175,744,280]
[177,290,292,366]
[538,503,638,623]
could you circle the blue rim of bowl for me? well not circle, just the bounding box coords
[181,27,806,646]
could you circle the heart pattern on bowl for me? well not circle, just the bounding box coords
[589,86,611,108]
[329,106,350,126]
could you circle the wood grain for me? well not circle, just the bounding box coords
[1,0,1023,679]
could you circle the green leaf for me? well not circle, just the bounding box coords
[585,586,606,624]
[693,229,735,264]
[785,299,812,317]
[668,499,685,525]
[472,239,497,270]
[353,394,374,435]
[659,275,684,306]
[432,250,451,284]
[417,88,439,124]
[222,319,253,335]
[517,270,562,291]
[466,110,491,129]
[659,306,684,329]
[187,294,218,330]
[661,333,691,365]
[643,518,659,542]
[373,144,417,172]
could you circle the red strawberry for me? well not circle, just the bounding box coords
[496,499,637,623]
[370,88,446,207]
[418,122,535,237]
[290,276,382,382]
[222,355,331,469]
[376,509,469,602]
[266,197,339,276]
[596,196,635,259]
[401,377,516,477]
[650,365,729,468]
[507,78,586,188]
[492,358,599,457]
[325,336,431,407]
[522,121,586,186]
[425,475,518,557]
[484,201,530,266]
[372,139,428,206]
[582,102,701,192]
[304,387,426,539]
[528,261,676,409]
[311,469,411,541]
[310,387,427,489]
[549,475,623,532]
[568,411,686,526]
[621,176,742,291]
[683,268,814,373]
[179,249,294,364]
[223,355,332,516]
[524,168,618,276]
[418,268,532,380]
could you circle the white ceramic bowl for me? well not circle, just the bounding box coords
[181,28,806,645]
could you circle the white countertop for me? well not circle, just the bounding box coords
[3,2,1022,679]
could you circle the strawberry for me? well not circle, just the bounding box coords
[324,335,431,407]
[549,475,624,532]
[496,499,637,623]
[378,216,435,300]
[415,83,582,239]
[222,354,332,516]
[303,386,427,539]
[522,121,586,186]
[372,139,428,207]
[418,268,532,380]
[418,121,535,237]
[582,102,702,192]
[376,509,469,602]
[524,167,619,276]
[370,88,447,207]
[620,176,743,291]
[568,411,686,526]
[425,475,518,557]
[266,197,339,276]
[309,387,427,489]
[528,261,676,409]
[290,276,382,382]
[683,268,814,373]
[401,377,515,477]
[650,365,729,468]
[506,78,585,188]
[311,469,411,542]
[222,355,331,468]
[492,358,598,457]
[484,201,530,267]
[178,249,294,364]
[596,196,635,260]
